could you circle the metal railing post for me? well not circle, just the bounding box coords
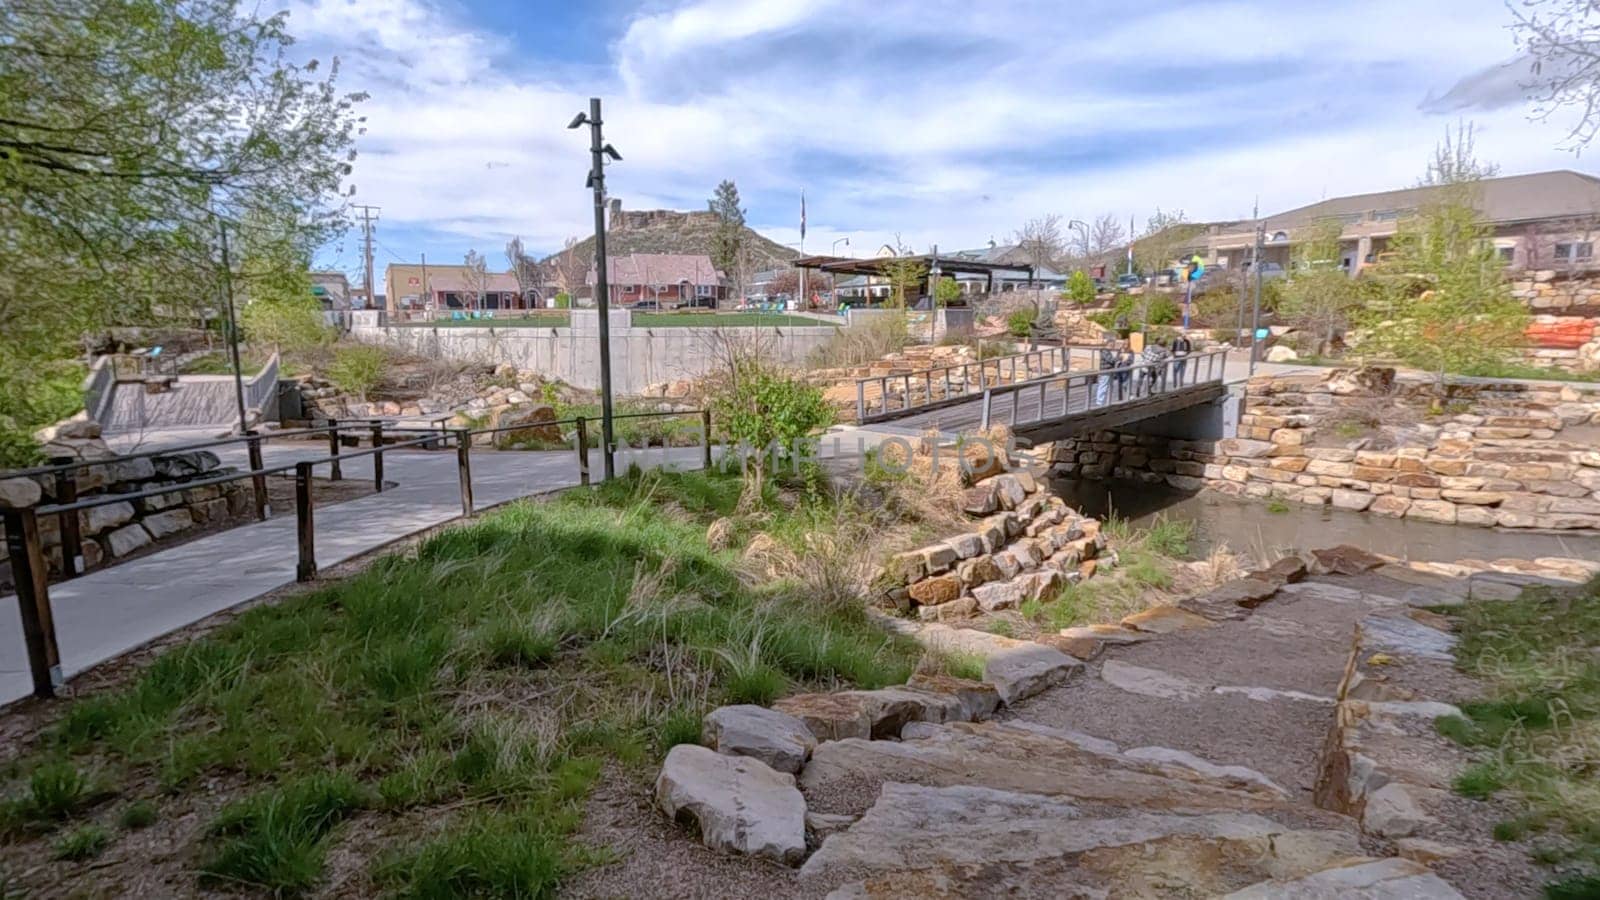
[856,381,866,422]
[294,461,316,582]
[700,410,713,470]
[327,418,343,481]
[575,417,590,486]
[980,390,993,431]
[455,429,474,516]
[2,507,62,697]
[245,429,268,520]
[49,458,83,578]
[371,422,385,492]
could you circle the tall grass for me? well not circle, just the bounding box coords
[1439,576,1600,893]
[1,467,923,895]
[807,313,909,368]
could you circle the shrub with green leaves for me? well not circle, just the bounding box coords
[553,292,571,309]
[325,345,388,401]
[239,295,331,354]
[711,363,833,494]
[1065,270,1096,304]
[1006,310,1035,338]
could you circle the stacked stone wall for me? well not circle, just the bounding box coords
[1049,368,1600,531]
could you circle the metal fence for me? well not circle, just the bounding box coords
[854,347,1070,422]
[977,348,1230,431]
[0,408,711,699]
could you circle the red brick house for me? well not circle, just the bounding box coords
[589,253,726,308]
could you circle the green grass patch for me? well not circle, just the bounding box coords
[398,311,572,328]
[1449,576,1600,891]
[3,467,921,895]
[632,311,835,328]
[118,799,157,830]
[52,824,110,861]
[1018,516,1192,633]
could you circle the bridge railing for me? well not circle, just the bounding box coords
[978,348,1229,432]
[854,346,1077,423]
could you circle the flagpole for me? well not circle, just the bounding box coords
[798,190,807,311]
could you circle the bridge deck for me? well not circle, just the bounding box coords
[857,349,1230,443]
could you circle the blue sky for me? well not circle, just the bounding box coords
[288,0,1596,280]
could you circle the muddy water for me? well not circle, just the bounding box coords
[1049,478,1600,566]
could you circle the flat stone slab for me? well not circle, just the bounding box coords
[983,643,1082,704]
[1121,605,1215,634]
[799,721,1294,818]
[1361,614,1457,662]
[655,744,806,864]
[1100,661,1333,706]
[702,704,817,774]
[1222,857,1463,899]
[804,783,1366,894]
[1059,624,1152,644]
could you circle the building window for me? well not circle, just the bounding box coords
[695,284,713,297]
[1498,246,1515,263]
[1555,242,1594,262]
[624,284,636,293]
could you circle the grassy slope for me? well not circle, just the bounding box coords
[0,469,923,896]
[1017,516,1196,632]
[1438,576,1600,898]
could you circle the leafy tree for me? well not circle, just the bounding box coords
[934,276,962,306]
[0,0,361,455]
[1006,310,1036,338]
[239,294,329,354]
[505,236,544,306]
[708,180,746,284]
[1065,270,1097,304]
[1356,184,1528,396]
[553,292,572,309]
[880,256,928,309]
[1276,219,1360,355]
[326,345,387,402]
[711,362,833,504]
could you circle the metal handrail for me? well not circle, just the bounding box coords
[978,348,1229,431]
[853,346,1069,421]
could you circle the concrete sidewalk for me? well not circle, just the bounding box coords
[0,443,703,706]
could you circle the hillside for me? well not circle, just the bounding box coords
[544,201,798,279]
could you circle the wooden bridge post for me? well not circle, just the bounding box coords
[700,410,713,470]
[295,461,316,582]
[575,417,590,486]
[855,382,865,422]
[49,459,83,578]
[2,506,62,697]
[371,422,385,492]
[326,418,342,482]
[245,430,268,520]
[454,429,474,516]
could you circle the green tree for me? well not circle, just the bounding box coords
[1065,270,1096,304]
[0,0,361,457]
[708,180,746,282]
[1277,219,1360,355]
[934,276,962,306]
[880,257,927,309]
[1356,184,1528,396]
[712,362,833,505]
[239,294,329,354]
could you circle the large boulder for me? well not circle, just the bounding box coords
[702,704,816,774]
[151,450,222,479]
[655,744,805,864]
[0,477,42,509]
[487,403,562,448]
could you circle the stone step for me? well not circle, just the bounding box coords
[804,782,1460,899]
[798,719,1317,819]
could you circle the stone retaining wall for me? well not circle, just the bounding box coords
[1,440,249,579]
[875,469,1108,621]
[1049,368,1600,531]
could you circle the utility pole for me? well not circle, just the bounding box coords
[1249,217,1265,377]
[419,252,429,319]
[217,220,249,435]
[570,98,622,480]
[1237,197,1255,346]
[354,204,380,315]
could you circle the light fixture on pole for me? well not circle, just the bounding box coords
[569,99,622,480]
[831,237,849,254]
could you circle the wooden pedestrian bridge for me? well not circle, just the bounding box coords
[852,345,1230,443]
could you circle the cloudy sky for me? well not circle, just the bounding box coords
[289,0,1594,277]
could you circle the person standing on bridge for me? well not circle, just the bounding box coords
[1139,338,1170,397]
[1095,342,1121,406]
[1115,341,1135,401]
[1170,332,1192,384]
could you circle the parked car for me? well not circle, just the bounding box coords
[1116,273,1142,290]
[632,299,661,310]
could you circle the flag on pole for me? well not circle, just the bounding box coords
[800,191,807,243]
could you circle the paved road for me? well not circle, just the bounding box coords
[0,441,705,705]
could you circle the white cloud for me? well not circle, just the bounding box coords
[285,0,1595,269]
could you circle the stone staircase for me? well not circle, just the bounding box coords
[646,549,1594,899]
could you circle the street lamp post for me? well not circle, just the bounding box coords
[831,237,850,255]
[569,98,623,480]
[216,220,249,435]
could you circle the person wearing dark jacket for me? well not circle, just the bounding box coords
[1171,333,1192,383]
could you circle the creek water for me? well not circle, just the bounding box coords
[1049,477,1600,566]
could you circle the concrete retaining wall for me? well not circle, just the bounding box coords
[351,309,845,394]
